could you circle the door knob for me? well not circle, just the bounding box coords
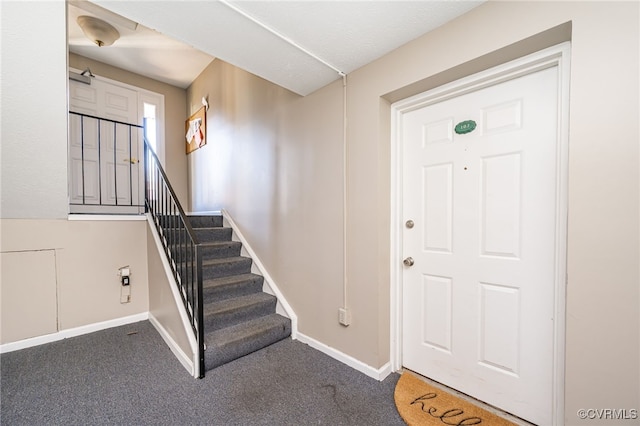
[403,257,414,267]
[405,220,415,229]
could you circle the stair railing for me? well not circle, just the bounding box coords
[143,139,205,378]
[68,111,145,214]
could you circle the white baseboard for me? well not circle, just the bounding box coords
[148,313,194,376]
[0,312,149,354]
[295,331,392,381]
[67,214,146,221]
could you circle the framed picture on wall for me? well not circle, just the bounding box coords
[186,106,206,154]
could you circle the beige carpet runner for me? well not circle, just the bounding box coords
[394,373,517,426]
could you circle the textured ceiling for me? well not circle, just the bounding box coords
[68,2,214,88]
[81,1,484,95]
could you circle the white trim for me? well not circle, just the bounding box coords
[296,332,391,381]
[221,209,298,339]
[187,210,222,216]
[148,313,194,376]
[69,67,162,114]
[390,42,570,426]
[68,214,146,221]
[139,90,166,168]
[0,312,148,354]
[551,42,571,426]
[146,213,199,377]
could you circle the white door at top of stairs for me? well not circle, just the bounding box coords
[69,77,143,214]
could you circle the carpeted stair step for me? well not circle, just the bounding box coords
[201,256,253,280]
[199,241,242,259]
[187,215,223,228]
[204,313,291,370]
[161,226,231,246]
[203,292,277,331]
[178,214,292,373]
[169,240,242,261]
[203,273,264,303]
[194,227,233,243]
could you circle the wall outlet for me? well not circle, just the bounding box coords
[119,265,131,303]
[121,284,131,303]
[339,307,351,326]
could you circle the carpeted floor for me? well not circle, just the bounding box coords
[1,321,405,425]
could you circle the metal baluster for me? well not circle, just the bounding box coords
[80,116,86,205]
[113,122,118,205]
[98,119,102,205]
[128,126,133,206]
[196,245,204,378]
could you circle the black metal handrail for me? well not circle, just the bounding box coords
[143,139,205,378]
[69,111,145,212]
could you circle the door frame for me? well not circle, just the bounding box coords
[389,42,570,425]
[68,68,165,215]
[68,68,166,168]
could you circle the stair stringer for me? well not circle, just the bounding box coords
[221,209,298,339]
[146,214,199,377]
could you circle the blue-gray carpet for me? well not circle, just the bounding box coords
[1,321,404,425]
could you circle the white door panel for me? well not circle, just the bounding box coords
[69,78,141,213]
[402,66,559,425]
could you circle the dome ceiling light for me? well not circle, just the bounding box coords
[77,15,120,47]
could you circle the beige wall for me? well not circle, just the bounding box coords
[1,1,68,219]
[1,219,149,343]
[69,53,190,206]
[0,4,154,345]
[186,60,346,349]
[147,227,193,363]
[1,250,58,343]
[188,2,639,424]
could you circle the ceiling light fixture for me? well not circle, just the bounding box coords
[77,15,120,47]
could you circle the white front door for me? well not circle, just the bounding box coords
[401,63,561,425]
[69,77,143,214]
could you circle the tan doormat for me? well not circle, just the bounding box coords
[394,373,517,426]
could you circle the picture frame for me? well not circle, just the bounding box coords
[185,106,206,154]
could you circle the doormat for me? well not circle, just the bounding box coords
[394,373,516,426]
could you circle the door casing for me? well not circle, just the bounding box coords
[389,42,570,425]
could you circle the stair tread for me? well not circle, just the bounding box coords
[203,273,262,288]
[202,256,251,266]
[187,215,223,227]
[165,227,227,232]
[193,227,233,243]
[177,256,250,268]
[200,240,241,247]
[204,292,275,316]
[202,273,264,303]
[204,313,290,349]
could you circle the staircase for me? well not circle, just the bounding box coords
[186,215,292,371]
